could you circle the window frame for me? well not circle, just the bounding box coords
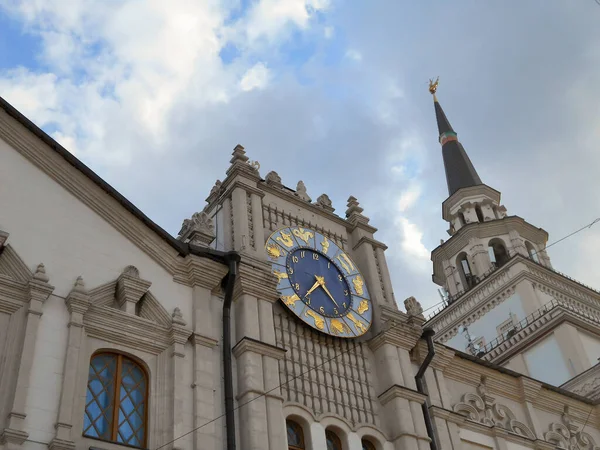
[286,419,305,450]
[83,351,149,448]
[326,429,343,450]
[362,438,377,450]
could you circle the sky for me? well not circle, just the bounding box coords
[1,0,600,314]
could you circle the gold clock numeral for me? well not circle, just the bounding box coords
[344,290,349,297]
[292,256,299,263]
[338,274,343,282]
[327,262,330,269]
[313,253,319,260]
[319,306,325,314]
[301,251,305,258]
[305,297,311,305]
[287,266,294,275]
[294,283,300,291]
[342,302,347,308]
[333,308,338,315]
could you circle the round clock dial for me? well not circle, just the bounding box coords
[265,226,373,338]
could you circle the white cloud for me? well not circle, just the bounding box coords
[240,62,271,91]
[397,217,430,265]
[397,185,421,212]
[345,49,362,61]
[324,26,334,39]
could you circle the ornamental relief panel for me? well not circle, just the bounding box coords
[544,407,600,450]
[453,375,535,439]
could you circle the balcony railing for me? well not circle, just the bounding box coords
[426,253,600,322]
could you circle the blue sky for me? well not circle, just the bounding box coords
[1,0,600,312]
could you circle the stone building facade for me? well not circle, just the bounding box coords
[0,84,599,450]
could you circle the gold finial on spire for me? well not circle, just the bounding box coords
[428,76,439,101]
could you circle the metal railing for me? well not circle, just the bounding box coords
[426,253,600,322]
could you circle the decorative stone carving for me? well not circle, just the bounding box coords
[404,296,424,318]
[295,181,311,202]
[230,144,249,164]
[316,194,335,213]
[210,179,223,196]
[116,266,152,314]
[33,263,50,282]
[453,375,535,439]
[178,211,215,247]
[265,171,283,188]
[544,406,600,450]
[172,307,186,326]
[345,196,370,225]
[73,276,87,293]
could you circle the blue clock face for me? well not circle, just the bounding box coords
[265,226,373,338]
[287,248,351,318]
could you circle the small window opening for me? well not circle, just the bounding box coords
[475,205,484,223]
[488,239,509,268]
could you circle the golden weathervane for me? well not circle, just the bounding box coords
[428,76,439,101]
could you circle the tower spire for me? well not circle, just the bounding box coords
[428,78,482,196]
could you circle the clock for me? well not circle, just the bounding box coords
[265,226,373,338]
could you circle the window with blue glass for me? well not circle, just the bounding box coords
[326,430,342,450]
[83,352,148,448]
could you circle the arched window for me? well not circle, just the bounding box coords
[488,238,509,268]
[287,420,305,449]
[362,438,377,450]
[475,205,484,223]
[457,253,474,290]
[83,352,148,448]
[326,430,343,450]
[525,241,539,263]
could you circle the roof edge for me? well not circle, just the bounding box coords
[0,95,230,265]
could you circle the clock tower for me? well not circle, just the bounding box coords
[179,144,431,450]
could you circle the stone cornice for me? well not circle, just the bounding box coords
[169,324,193,347]
[173,253,229,289]
[84,305,172,355]
[519,377,543,403]
[368,322,421,352]
[222,178,265,199]
[377,384,427,405]
[411,341,455,370]
[431,216,548,280]
[232,336,287,360]
[442,184,501,219]
[0,108,182,274]
[258,181,351,229]
[192,333,219,348]
[0,275,28,313]
[233,256,279,302]
[0,244,32,282]
[352,235,387,251]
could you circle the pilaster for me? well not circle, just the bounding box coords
[469,238,492,276]
[169,317,193,450]
[192,334,219,450]
[508,230,528,258]
[50,277,90,450]
[4,263,54,440]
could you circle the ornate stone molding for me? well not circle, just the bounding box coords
[233,256,279,302]
[453,376,535,439]
[295,181,312,202]
[0,244,31,282]
[377,384,427,405]
[192,333,219,348]
[232,336,286,360]
[316,194,335,213]
[177,211,215,247]
[116,266,152,314]
[265,170,283,188]
[173,253,229,289]
[544,406,600,450]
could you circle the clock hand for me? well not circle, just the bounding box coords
[304,279,321,298]
[315,276,340,308]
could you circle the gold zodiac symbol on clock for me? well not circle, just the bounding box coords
[293,227,314,244]
[276,230,294,248]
